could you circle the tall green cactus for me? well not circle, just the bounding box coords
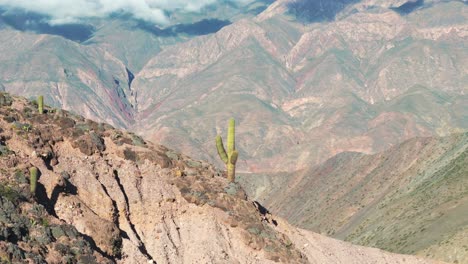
[216,118,238,182]
[38,95,44,114]
[29,167,38,195]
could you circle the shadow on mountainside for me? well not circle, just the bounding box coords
[136,18,232,37]
[0,8,94,42]
[390,0,425,15]
[286,0,360,23]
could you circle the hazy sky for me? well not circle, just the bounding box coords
[0,0,253,25]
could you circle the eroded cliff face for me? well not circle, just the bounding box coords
[0,93,443,263]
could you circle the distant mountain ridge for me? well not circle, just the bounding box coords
[129,0,467,172]
[0,0,466,173]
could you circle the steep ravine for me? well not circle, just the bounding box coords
[0,93,443,263]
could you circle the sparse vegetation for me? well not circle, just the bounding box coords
[37,95,43,114]
[215,118,239,182]
[29,167,38,195]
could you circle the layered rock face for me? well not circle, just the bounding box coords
[0,93,443,263]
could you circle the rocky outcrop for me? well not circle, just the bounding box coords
[0,93,444,263]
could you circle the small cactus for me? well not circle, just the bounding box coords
[29,167,38,195]
[38,95,44,114]
[216,118,238,182]
[174,169,184,177]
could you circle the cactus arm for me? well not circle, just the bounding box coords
[230,150,238,164]
[29,167,38,195]
[216,135,228,164]
[227,118,235,154]
[38,95,44,114]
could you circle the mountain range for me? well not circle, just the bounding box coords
[0,0,466,263]
[0,0,466,173]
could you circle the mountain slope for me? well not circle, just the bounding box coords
[0,29,136,128]
[0,1,466,173]
[128,0,467,171]
[239,132,468,264]
[0,92,444,263]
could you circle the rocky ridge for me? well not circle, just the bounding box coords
[0,92,444,263]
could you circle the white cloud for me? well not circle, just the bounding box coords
[0,0,253,25]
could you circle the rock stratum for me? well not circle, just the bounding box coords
[0,93,445,263]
